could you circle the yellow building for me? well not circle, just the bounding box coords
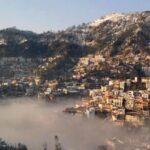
[125,114,144,126]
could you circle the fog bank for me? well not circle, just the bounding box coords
[0,98,147,150]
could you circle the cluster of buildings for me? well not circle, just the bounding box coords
[0,56,150,128]
[73,54,106,80]
[67,77,150,126]
[37,55,62,72]
[0,57,43,79]
[0,77,38,98]
[72,53,150,83]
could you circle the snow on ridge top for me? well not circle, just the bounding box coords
[89,13,125,27]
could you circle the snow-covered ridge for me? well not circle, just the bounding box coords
[89,13,125,27]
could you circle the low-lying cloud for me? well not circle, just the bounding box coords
[0,98,149,150]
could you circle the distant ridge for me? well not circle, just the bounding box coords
[0,11,149,79]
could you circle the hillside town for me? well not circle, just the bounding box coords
[0,0,149,148]
[64,76,150,127]
[0,56,150,127]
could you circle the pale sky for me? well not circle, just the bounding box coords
[0,0,149,33]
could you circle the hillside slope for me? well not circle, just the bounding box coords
[0,11,149,80]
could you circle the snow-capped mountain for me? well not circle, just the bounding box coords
[0,11,149,79]
[89,13,125,27]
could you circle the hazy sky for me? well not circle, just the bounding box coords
[0,0,149,33]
